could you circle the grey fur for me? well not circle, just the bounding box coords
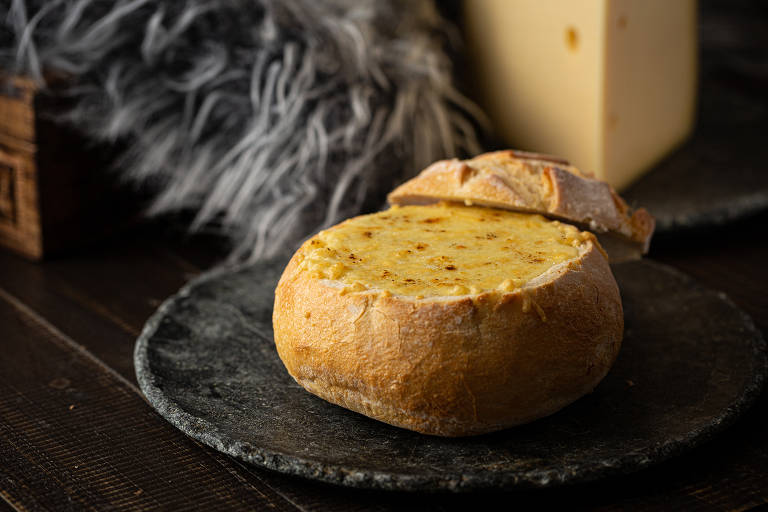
[1,0,482,261]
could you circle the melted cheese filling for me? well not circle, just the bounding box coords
[298,203,591,297]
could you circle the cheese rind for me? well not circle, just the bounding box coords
[464,0,697,190]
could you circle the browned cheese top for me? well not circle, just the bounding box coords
[296,203,593,297]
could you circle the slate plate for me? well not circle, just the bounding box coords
[134,259,766,492]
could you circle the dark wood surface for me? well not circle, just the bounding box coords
[1,1,766,509]
[1,209,767,511]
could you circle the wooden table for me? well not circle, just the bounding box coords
[1,208,767,511]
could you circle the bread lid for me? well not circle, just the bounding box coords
[387,150,655,262]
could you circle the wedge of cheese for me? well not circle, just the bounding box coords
[464,0,697,190]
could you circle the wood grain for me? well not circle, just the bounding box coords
[0,286,303,511]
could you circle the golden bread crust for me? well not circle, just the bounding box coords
[387,150,654,261]
[273,238,623,437]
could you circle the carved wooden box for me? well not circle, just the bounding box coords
[0,75,131,260]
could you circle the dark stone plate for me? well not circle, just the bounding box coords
[134,259,766,492]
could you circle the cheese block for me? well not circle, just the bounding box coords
[273,202,623,436]
[463,0,698,190]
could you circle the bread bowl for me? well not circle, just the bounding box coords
[273,150,652,436]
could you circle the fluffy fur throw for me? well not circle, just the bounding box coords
[1,0,482,261]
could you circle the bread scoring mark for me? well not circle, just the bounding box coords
[510,150,570,166]
[348,298,368,324]
[455,163,477,186]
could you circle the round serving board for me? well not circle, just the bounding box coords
[134,258,765,492]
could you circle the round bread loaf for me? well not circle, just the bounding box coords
[273,203,623,436]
